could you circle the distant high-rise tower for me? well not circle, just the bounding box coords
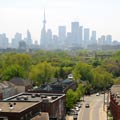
[90,31,97,45]
[58,26,66,46]
[79,26,83,47]
[12,32,22,49]
[106,35,112,45]
[84,28,89,49]
[26,30,32,48]
[40,9,47,49]
[71,22,80,45]
[0,33,9,49]
[46,29,53,48]
[98,35,105,45]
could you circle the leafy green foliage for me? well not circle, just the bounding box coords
[66,83,85,109]
[0,50,119,91]
[29,62,54,85]
[66,89,76,109]
[91,67,113,90]
[113,77,120,85]
[72,62,92,82]
[2,64,25,80]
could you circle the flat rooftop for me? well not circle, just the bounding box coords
[0,101,39,113]
[31,112,49,120]
[111,85,120,94]
[4,93,65,103]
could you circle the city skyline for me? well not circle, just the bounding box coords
[0,0,120,43]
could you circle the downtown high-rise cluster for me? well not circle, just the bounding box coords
[0,10,119,51]
[40,11,113,50]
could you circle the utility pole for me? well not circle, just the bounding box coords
[107,89,110,120]
[103,89,105,111]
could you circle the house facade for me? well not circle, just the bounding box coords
[0,81,17,100]
[110,85,120,120]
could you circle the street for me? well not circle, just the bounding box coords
[78,94,106,120]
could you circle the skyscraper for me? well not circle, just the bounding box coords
[84,28,89,48]
[71,22,80,45]
[90,31,97,45]
[106,35,112,45]
[58,26,66,47]
[26,30,32,48]
[79,26,83,47]
[0,33,9,49]
[101,35,106,45]
[46,29,53,49]
[40,10,47,49]
[12,32,22,49]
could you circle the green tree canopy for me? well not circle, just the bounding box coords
[2,64,25,80]
[29,62,54,85]
[91,67,113,90]
[66,89,76,109]
[113,77,120,85]
[72,62,92,82]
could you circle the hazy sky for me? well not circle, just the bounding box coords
[0,0,120,43]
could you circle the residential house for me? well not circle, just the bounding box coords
[30,79,77,94]
[0,81,17,99]
[9,77,32,93]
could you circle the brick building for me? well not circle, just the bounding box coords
[110,85,120,120]
[4,92,66,120]
[0,101,44,120]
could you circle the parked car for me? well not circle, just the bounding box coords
[74,111,78,115]
[96,92,100,96]
[78,103,82,108]
[73,115,77,120]
[85,103,90,108]
[75,107,79,111]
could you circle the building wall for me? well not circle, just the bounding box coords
[41,96,66,120]
[110,94,120,120]
[0,93,3,100]
[16,86,25,93]
[0,102,41,120]
[2,87,17,99]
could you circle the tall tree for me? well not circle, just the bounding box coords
[29,62,54,85]
[2,64,25,80]
[72,62,92,82]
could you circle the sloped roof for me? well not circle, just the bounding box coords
[0,83,8,89]
[10,77,32,86]
[43,85,52,91]
[2,81,16,88]
[62,79,73,84]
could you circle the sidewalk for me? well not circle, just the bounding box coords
[66,115,73,120]
[99,104,107,120]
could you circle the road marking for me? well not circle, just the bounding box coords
[90,100,102,120]
[99,103,107,120]
[90,101,97,120]
[78,103,84,120]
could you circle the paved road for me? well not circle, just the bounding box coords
[78,94,106,120]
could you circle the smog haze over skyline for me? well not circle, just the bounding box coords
[0,0,120,43]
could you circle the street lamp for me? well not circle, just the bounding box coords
[103,88,106,111]
[106,89,110,120]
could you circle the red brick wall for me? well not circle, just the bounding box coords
[110,94,120,120]
[0,93,3,100]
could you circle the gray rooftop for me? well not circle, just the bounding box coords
[4,93,65,103]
